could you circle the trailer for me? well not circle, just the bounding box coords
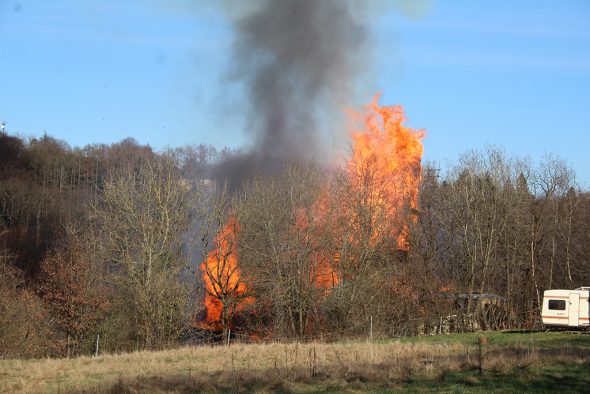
[541,287,590,329]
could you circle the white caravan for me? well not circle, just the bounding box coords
[541,287,590,329]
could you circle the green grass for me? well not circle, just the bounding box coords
[401,362,590,393]
[276,362,590,393]
[214,361,590,393]
[395,330,590,349]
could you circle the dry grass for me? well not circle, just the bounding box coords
[1,338,589,393]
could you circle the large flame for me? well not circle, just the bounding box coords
[198,95,425,328]
[199,217,249,328]
[348,94,425,249]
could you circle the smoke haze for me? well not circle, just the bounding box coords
[214,0,369,186]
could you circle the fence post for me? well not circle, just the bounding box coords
[478,336,487,375]
[95,334,100,357]
[370,315,373,341]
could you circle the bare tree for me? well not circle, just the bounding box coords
[433,148,525,329]
[533,154,576,289]
[234,162,330,338]
[93,155,197,348]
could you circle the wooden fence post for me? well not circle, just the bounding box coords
[478,336,487,375]
[95,334,100,357]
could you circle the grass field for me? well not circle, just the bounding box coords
[1,331,589,393]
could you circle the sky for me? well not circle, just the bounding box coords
[1,0,589,185]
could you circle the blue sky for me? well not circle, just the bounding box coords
[1,0,589,185]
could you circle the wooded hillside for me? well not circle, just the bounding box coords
[1,130,588,358]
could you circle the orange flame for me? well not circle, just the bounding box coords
[199,217,250,328]
[294,206,340,290]
[198,94,425,329]
[348,94,425,249]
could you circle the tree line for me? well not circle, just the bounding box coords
[1,131,588,358]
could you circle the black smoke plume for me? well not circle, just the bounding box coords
[214,0,368,187]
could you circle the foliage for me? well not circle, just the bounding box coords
[0,249,54,358]
[37,231,109,355]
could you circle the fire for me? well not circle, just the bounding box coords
[312,252,340,290]
[348,94,425,249]
[294,205,340,290]
[198,94,425,329]
[199,217,249,329]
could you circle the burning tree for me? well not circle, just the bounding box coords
[197,184,253,340]
[199,216,250,339]
[326,96,425,278]
[232,162,331,338]
[320,95,426,336]
[198,96,426,339]
[347,95,425,250]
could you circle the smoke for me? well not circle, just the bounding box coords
[213,0,369,186]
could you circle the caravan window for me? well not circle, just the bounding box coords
[548,300,566,310]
